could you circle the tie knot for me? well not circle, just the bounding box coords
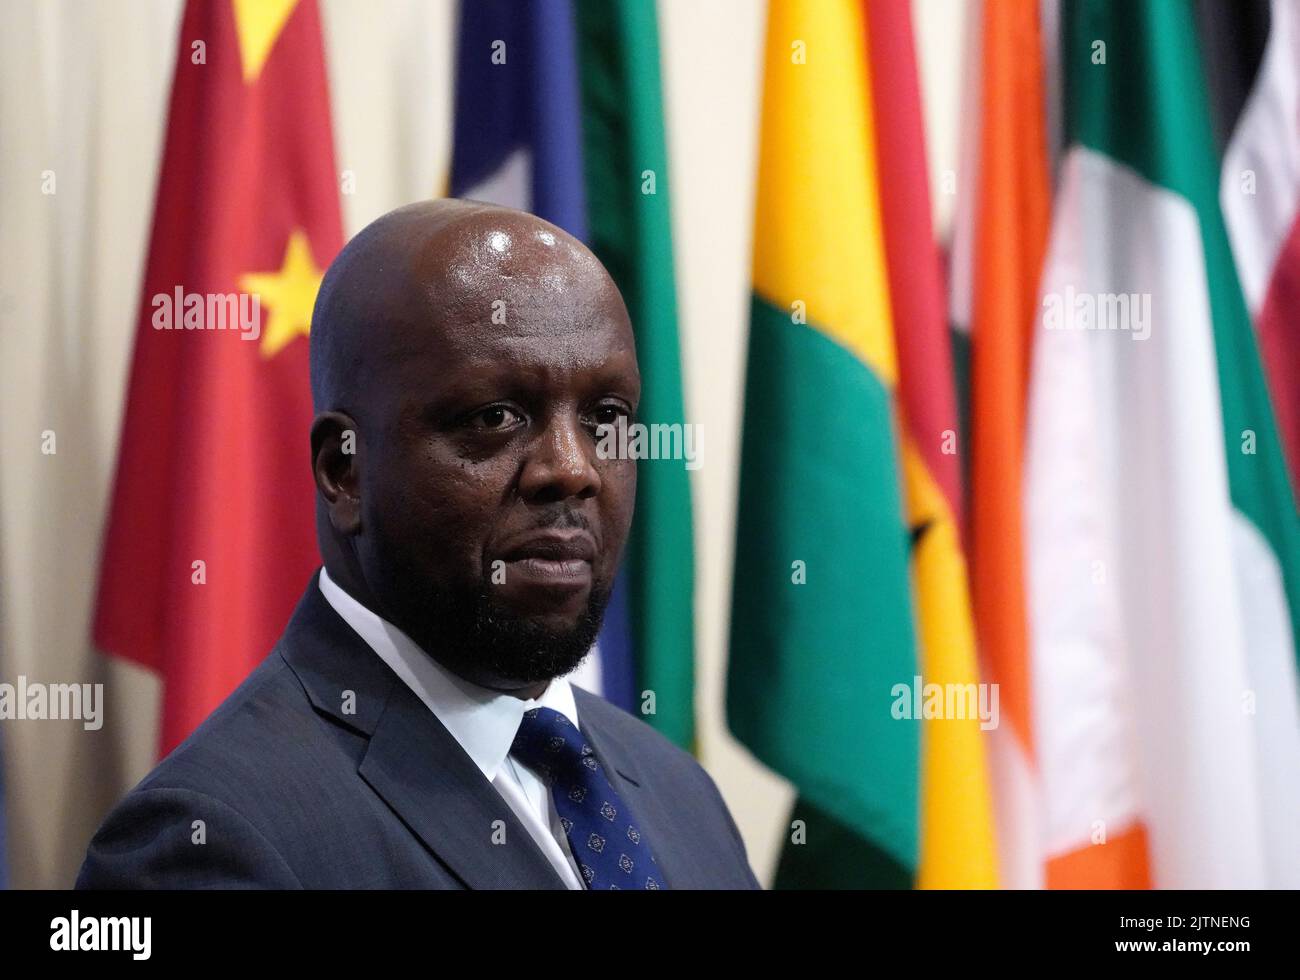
[511,706,598,782]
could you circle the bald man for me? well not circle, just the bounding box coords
[76,200,759,891]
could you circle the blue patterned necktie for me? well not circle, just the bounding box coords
[511,705,668,890]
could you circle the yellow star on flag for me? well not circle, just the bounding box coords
[240,229,323,359]
[232,0,300,83]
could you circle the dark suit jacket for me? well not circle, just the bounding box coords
[75,576,760,889]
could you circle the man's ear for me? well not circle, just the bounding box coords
[311,411,363,535]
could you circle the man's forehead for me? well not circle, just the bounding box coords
[311,200,634,410]
[377,313,640,415]
[412,209,602,297]
[387,301,635,376]
[402,212,630,353]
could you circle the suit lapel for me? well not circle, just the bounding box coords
[358,682,567,889]
[279,575,567,890]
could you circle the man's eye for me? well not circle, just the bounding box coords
[467,405,524,431]
[587,404,630,427]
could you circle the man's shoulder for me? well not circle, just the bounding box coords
[74,649,335,889]
[573,686,676,747]
[135,650,319,794]
[571,686,707,784]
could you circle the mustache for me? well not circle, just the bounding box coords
[530,508,592,533]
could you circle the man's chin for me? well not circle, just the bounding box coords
[430,580,612,688]
[509,604,593,639]
[479,604,602,675]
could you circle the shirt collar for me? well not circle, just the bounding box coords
[317,567,579,781]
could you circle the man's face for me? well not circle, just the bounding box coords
[348,218,639,689]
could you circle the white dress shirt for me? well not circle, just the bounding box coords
[317,567,586,889]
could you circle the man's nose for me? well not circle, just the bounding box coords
[518,414,602,502]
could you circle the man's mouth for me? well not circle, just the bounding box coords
[496,532,596,594]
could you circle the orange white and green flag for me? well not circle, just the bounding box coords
[1019,0,1300,888]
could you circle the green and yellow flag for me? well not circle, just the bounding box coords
[728,0,997,888]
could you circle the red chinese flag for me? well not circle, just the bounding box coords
[94,0,343,757]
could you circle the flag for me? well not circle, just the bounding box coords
[1203,0,1300,500]
[450,0,696,748]
[866,0,998,888]
[949,0,1054,889]
[728,0,920,887]
[1022,0,1300,887]
[93,0,344,757]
